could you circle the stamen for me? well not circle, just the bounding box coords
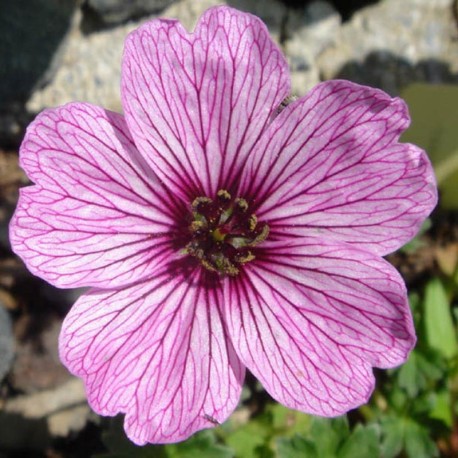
[190,220,205,232]
[184,189,269,276]
[192,196,212,212]
[235,198,248,213]
[236,251,255,264]
[252,224,269,245]
[217,189,231,202]
[248,214,257,231]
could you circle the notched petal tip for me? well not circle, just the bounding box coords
[59,274,244,444]
[223,237,415,417]
[244,79,438,255]
[11,102,175,289]
[121,4,290,199]
[314,79,412,139]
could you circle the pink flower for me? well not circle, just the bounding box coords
[10,6,437,445]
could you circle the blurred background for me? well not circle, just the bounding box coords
[0,0,457,456]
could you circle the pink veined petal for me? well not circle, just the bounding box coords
[59,263,245,445]
[241,80,437,256]
[10,102,178,289]
[223,238,415,416]
[121,5,290,201]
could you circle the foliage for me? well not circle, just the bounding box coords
[401,84,458,210]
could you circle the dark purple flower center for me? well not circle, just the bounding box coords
[184,189,269,276]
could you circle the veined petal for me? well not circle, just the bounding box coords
[241,80,437,255]
[223,238,415,416]
[10,103,178,289]
[121,6,290,200]
[59,265,245,444]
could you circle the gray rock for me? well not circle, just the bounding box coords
[228,0,288,43]
[26,9,145,114]
[11,317,73,393]
[317,0,458,94]
[0,378,95,451]
[5,378,87,419]
[0,0,75,111]
[26,0,231,113]
[27,0,457,115]
[284,1,341,95]
[84,0,178,25]
[0,305,14,382]
[165,0,229,31]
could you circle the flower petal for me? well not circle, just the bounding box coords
[241,80,437,255]
[121,6,290,200]
[223,238,415,416]
[59,265,245,444]
[10,103,178,289]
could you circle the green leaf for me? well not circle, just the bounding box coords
[379,416,439,458]
[415,349,446,382]
[404,419,438,458]
[98,417,168,458]
[429,389,453,428]
[401,83,458,209]
[276,417,355,458]
[253,443,276,458]
[380,416,405,458]
[167,430,234,458]
[396,349,446,398]
[276,434,317,458]
[387,384,408,411]
[423,278,457,359]
[269,403,311,435]
[309,417,346,455]
[308,417,349,458]
[338,424,380,458]
[397,351,420,397]
[224,417,270,458]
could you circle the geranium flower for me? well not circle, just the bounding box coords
[10,6,437,445]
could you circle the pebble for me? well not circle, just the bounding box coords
[317,0,458,94]
[0,378,94,451]
[26,0,224,114]
[0,0,76,112]
[285,1,341,95]
[84,0,178,24]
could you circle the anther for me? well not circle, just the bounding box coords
[235,198,248,213]
[192,196,212,212]
[190,220,205,232]
[217,189,231,202]
[236,251,255,264]
[247,214,257,231]
[252,224,269,245]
